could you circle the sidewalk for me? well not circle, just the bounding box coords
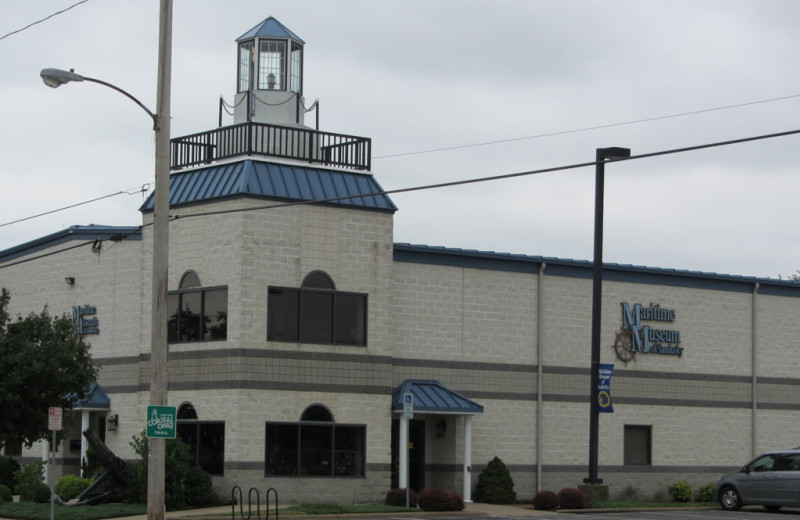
[155,502,549,519]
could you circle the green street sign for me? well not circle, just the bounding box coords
[146,405,177,438]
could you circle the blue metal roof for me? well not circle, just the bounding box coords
[393,243,800,297]
[392,380,483,415]
[140,160,397,213]
[71,383,111,411]
[237,16,305,44]
[0,225,141,264]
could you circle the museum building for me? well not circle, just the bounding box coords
[2,17,800,504]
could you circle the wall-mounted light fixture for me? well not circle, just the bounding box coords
[435,419,447,437]
[65,277,75,285]
[107,414,119,431]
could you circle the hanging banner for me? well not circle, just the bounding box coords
[597,364,614,413]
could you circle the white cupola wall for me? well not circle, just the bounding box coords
[234,16,308,128]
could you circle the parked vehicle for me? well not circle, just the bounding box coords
[714,449,800,511]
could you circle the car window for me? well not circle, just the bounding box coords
[750,454,776,472]
[774,454,800,471]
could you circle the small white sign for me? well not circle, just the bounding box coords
[403,393,414,419]
[48,407,63,431]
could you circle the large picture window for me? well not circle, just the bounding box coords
[168,271,228,343]
[176,403,225,475]
[268,271,366,346]
[266,405,365,478]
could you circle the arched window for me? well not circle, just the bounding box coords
[180,271,201,289]
[267,271,366,346]
[301,404,333,422]
[177,402,198,420]
[168,270,228,343]
[176,402,225,475]
[266,404,365,478]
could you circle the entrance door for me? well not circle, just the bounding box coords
[391,419,426,492]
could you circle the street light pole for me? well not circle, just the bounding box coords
[148,3,172,520]
[40,3,172,519]
[584,146,630,486]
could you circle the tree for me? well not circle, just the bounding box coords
[0,289,98,451]
[472,456,517,504]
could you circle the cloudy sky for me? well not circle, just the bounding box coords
[1,0,799,278]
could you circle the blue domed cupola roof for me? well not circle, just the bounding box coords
[237,16,305,44]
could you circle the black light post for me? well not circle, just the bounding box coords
[584,146,630,486]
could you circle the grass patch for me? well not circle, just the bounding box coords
[281,503,416,515]
[0,502,146,520]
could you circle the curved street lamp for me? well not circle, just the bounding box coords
[40,68,158,130]
[40,4,172,520]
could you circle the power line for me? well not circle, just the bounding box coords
[374,94,800,160]
[0,184,150,229]
[0,0,91,41]
[2,126,799,270]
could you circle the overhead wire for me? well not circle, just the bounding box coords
[0,184,151,229]
[1,125,799,271]
[373,93,800,160]
[0,0,91,41]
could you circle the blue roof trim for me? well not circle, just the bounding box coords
[0,225,141,264]
[393,243,800,297]
[140,160,397,213]
[237,16,305,44]
[392,379,483,414]
[71,383,111,410]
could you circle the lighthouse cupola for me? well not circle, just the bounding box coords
[235,16,306,127]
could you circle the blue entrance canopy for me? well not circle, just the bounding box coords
[392,379,483,415]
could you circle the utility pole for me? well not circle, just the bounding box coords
[147,2,172,520]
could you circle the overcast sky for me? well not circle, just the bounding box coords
[1,0,799,279]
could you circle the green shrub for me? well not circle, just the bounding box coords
[0,483,12,503]
[696,482,715,502]
[55,474,92,501]
[384,488,418,507]
[472,456,516,504]
[557,487,587,509]
[120,430,214,509]
[185,465,215,506]
[0,456,20,492]
[14,462,45,501]
[418,487,464,511]
[668,480,694,502]
[532,490,558,510]
[21,481,52,503]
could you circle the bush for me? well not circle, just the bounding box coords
[668,480,694,502]
[472,456,516,504]
[185,465,216,507]
[22,481,52,503]
[0,456,20,492]
[418,487,464,511]
[0,483,12,503]
[384,488,418,507]
[55,474,92,501]
[121,430,210,509]
[532,490,558,510]
[696,482,715,502]
[557,487,587,509]
[14,462,45,501]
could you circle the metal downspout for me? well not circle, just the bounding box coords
[536,263,546,492]
[752,282,759,458]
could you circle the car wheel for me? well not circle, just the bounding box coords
[719,486,741,511]
[764,505,781,511]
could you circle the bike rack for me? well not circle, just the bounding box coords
[231,486,279,520]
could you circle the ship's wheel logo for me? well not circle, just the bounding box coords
[613,330,635,365]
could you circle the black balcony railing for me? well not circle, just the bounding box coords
[170,122,371,171]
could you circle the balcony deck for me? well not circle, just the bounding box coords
[170,122,371,172]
